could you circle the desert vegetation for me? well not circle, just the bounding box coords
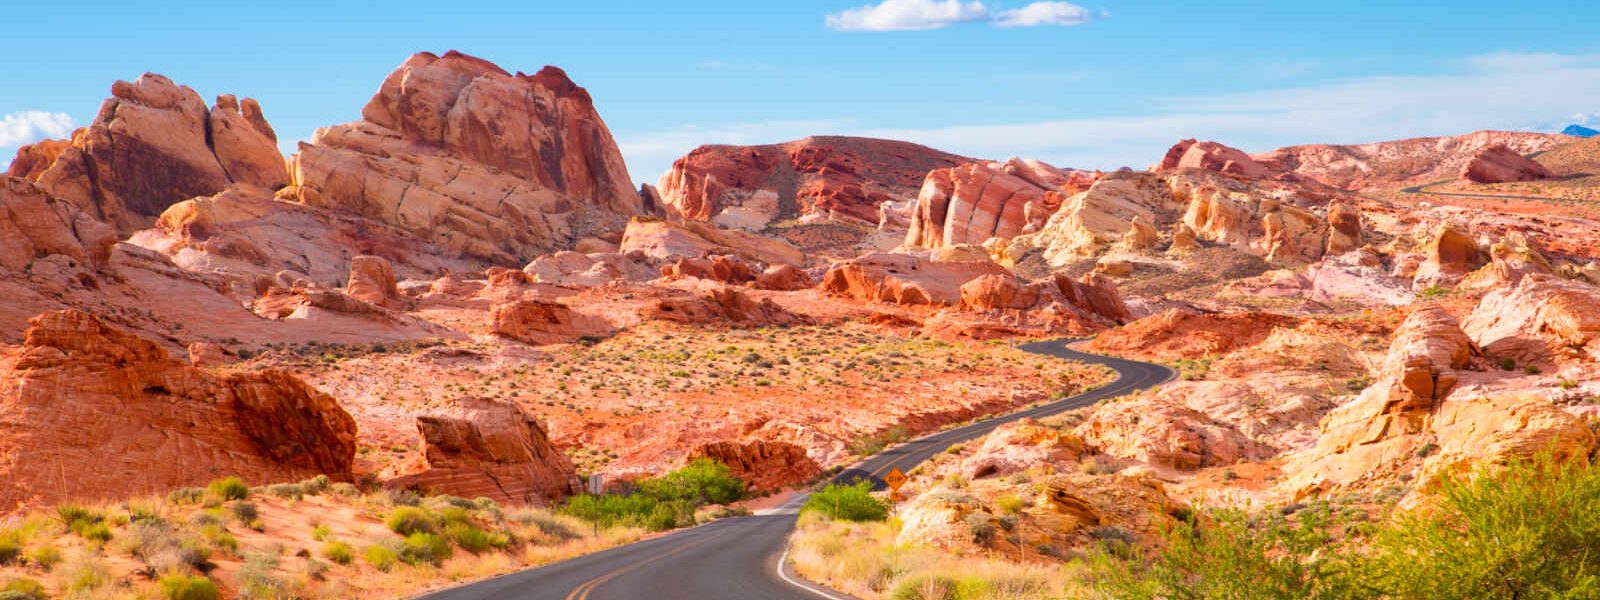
[0,476,642,599]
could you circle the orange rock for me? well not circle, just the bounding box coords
[905,159,1099,249]
[1413,224,1486,288]
[1459,143,1555,184]
[0,310,357,512]
[1155,139,1270,179]
[490,299,615,345]
[1088,309,1298,359]
[660,255,758,284]
[5,139,69,181]
[751,264,814,291]
[650,287,808,327]
[618,217,804,266]
[959,273,1041,310]
[821,252,1009,306]
[0,176,117,272]
[1463,274,1600,364]
[345,255,401,307]
[388,398,576,506]
[688,440,820,493]
[658,136,969,227]
[1077,396,1272,470]
[1325,201,1361,254]
[209,94,289,190]
[1253,130,1566,190]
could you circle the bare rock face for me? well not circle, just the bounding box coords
[658,136,970,229]
[0,176,117,272]
[285,51,642,265]
[962,419,1084,480]
[1254,130,1566,190]
[389,398,576,506]
[1463,274,1600,364]
[0,310,357,511]
[751,264,814,291]
[5,139,69,181]
[660,255,758,284]
[490,299,615,345]
[1459,143,1555,184]
[618,217,804,266]
[904,159,1099,249]
[650,287,808,327]
[345,255,401,307]
[687,440,820,493]
[1009,173,1173,264]
[1324,201,1361,254]
[1077,395,1270,470]
[821,251,1009,306]
[1155,139,1270,179]
[23,74,287,231]
[1413,224,1486,289]
[959,273,1041,311]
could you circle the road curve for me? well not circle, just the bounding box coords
[1400,180,1571,204]
[417,339,1175,600]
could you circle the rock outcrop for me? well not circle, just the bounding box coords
[490,299,615,345]
[649,287,808,327]
[618,217,804,266]
[22,74,287,230]
[751,264,814,291]
[903,159,1098,249]
[284,51,642,265]
[821,251,1009,306]
[388,398,576,506]
[1463,274,1600,364]
[687,440,820,493]
[1459,143,1555,184]
[1412,224,1486,288]
[1077,397,1271,470]
[0,310,357,511]
[1155,139,1269,179]
[0,176,117,272]
[658,136,970,228]
[345,255,401,307]
[1254,130,1566,190]
[660,255,758,284]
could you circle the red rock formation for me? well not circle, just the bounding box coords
[1325,201,1361,254]
[618,217,805,266]
[1413,224,1486,288]
[959,273,1041,310]
[490,300,615,345]
[660,255,758,284]
[904,159,1099,249]
[658,136,970,227]
[650,287,808,327]
[1088,309,1298,359]
[388,398,576,506]
[1155,139,1269,179]
[751,264,814,291]
[22,74,287,230]
[1464,274,1600,364]
[1253,130,1566,190]
[1459,143,1556,183]
[821,251,1009,306]
[688,440,820,493]
[286,51,643,264]
[1077,397,1272,470]
[5,139,69,181]
[0,176,117,272]
[0,310,357,512]
[345,255,401,307]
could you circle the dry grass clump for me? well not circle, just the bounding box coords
[789,511,1067,600]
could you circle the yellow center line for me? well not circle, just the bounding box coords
[565,530,729,600]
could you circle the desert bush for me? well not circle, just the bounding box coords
[890,573,958,600]
[322,541,354,565]
[638,458,745,506]
[510,509,581,541]
[24,544,60,571]
[207,477,250,501]
[965,513,996,546]
[0,531,18,566]
[445,522,506,554]
[299,475,331,495]
[266,483,304,500]
[237,552,288,599]
[0,578,45,600]
[803,482,889,522]
[398,532,452,565]
[385,506,440,535]
[330,483,360,497]
[310,524,332,541]
[158,573,220,600]
[363,544,398,572]
[995,494,1026,516]
[62,558,110,595]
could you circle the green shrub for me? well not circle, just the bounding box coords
[237,552,287,599]
[995,494,1026,515]
[158,573,220,600]
[802,482,889,522]
[230,501,259,523]
[79,522,113,543]
[25,544,60,571]
[299,475,331,495]
[385,506,439,535]
[638,458,746,506]
[266,483,304,500]
[0,532,18,566]
[57,504,105,536]
[311,524,332,541]
[322,541,354,565]
[560,493,659,529]
[398,532,452,565]
[444,522,505,554]
[167,488,206,505]
[0,577,46,600]
[207,477,250,501]
[363,544,398,572]
[889,573,958,600]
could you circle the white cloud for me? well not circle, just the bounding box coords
[826,0,989,32]
[0,111,74,147]
[993,2,1093,27]
[615,51,1600,182]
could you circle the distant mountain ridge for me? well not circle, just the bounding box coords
[1563,124,1600,138]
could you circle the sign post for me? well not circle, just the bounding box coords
[884,467,907,501]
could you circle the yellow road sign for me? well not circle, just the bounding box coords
[884,467,907,492]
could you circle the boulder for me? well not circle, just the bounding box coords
[650,287,808,327]
[1076,396,1271,470]
[751,264,814,291]
[962,419,1085,479]
[1463,274,1600,364]
[1459,143,1555,184]
[345,255,401,307]
[5,139,69,181]
[1155,139,1270,179]
[959,273,1041,311]
[660,255,758,284]
[490,299,615,345]
[208,94,289,190]
[0,310,357,511]
[687,440,821,493]
[1008,173,1171,265]
[1325,201,1361,254]
[1413,224,1486,288]
[618,217,804,266]
[388,398,576,506]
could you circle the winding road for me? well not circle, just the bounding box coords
[417,339,1175,600]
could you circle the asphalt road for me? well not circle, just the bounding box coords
[418,339,1174,600]
[1400,180,1570,203]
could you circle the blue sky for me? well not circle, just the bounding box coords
[3,0,1599,185]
